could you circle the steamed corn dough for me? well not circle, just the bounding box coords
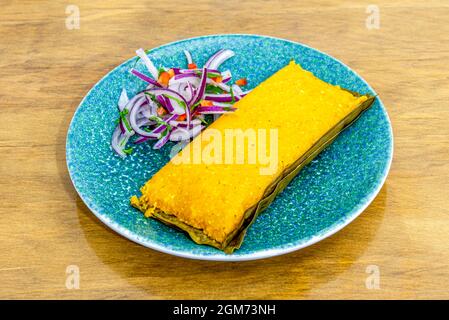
[131,61,374,253]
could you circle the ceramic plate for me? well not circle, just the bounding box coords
[66,34,393,261]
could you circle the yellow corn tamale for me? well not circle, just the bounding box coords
[131,61,375,253]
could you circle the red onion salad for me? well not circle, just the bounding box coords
[111,48,250,157]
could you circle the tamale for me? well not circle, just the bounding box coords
[131,61,375,253]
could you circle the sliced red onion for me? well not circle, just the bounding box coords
[208,102,233,107]
[155,94,166,108]
[205,49,235,70]
[145,88,188,106]
[175,83,193,102]
[153,132,171,149]
[140,101,157,118]
[183,50,193,64]
[130,69,162,87]
[196,106,236,114]
[129,99,161,138]
[119,132,132,148]
[204,49,224,68]
[169,127,190,142]
[165,95,185,115]
[167,118,198,128]
[170,125,204,141]
[178,68,220,75]
[112,47,246,156]
[119,119,126,133]
[146,88,188,115]
[117,88,129,112]
[206,78,231,92]
[149,114,178,136]
[123,92,144,111]
[174,73,200,81]
[151,124,168,135]
[169,74,201,89]
[163,95,175,113]
[128,96,147,115]
[231,84,243,100]
[186,82,194,101]
[119,95,147,136]
[204,90,251,102]
[111,125,129,157]
[189,67,207,107]
[203,95,236,103]
[147,113,176,136]
[232,84,243,95]
[165,113,179,122]
[136,118,154,127]
[156,94,177,114]
[136,48,159,79]
[168,82,183,96]
[221,70,232,82]
[172,119,202,129]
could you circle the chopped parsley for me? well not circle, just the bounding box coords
[158,67,166,77]
[205,84,225,94]
[230,86,236,103]
[118,109,132,131]
[162,94,187,110]
[149,115,172,130]
[123,147,133,155]
[198,117,208,125]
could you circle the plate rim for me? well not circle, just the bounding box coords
[66,33,394,262]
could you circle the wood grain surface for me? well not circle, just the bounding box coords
[1,0,448,299]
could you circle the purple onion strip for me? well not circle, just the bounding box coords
[130,69,161,87]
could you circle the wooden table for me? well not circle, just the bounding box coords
[1,0,448,299]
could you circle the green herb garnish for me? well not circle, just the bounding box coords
[205,84,225,94]
[230,86,236,103]
[145,92,158,104]
[158,67,166,77]
[198,117,208,125]
[160,128,170,138]
[149,115,172,130]
[162,94,187,110]
[191,100,201,111]
[123,147,133,155]
[193,69,221,79]
[118,109,132,131]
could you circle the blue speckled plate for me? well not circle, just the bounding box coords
[66,34,393,261]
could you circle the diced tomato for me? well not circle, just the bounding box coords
[235,78,247,86]
[157,107,167,116]
[177,114,186,121]
[212,76,223,83]
[167,68,175,78]
[158,71,170,86]
[200,100,213,107]
[188,63,197,69]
